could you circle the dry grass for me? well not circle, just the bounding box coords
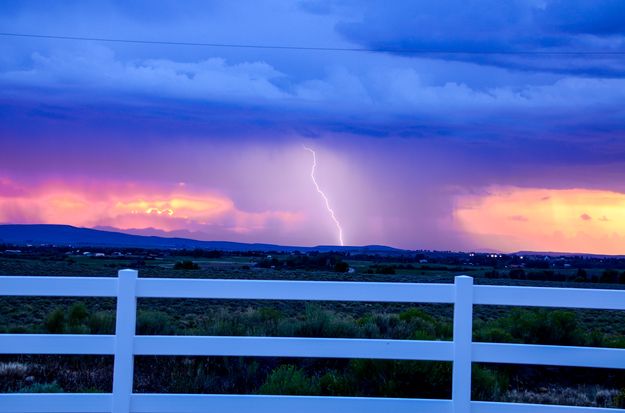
[0,362,29,378]
[503,385,620,408]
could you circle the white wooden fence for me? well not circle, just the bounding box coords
[1,270,625,413]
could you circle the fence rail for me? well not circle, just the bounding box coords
[1,270,624,413]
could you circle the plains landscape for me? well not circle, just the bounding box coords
[2,1,625,412]
[1,236,624,408]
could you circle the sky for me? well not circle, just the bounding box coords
[1,0,625,254]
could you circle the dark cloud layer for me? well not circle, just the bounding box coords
[334,0,625,76]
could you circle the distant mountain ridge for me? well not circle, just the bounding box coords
[0,224,405,253]
[3,225,622,257]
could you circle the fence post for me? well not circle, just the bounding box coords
[452,275,473,413]
[112,269,138,413]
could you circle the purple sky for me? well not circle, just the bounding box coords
[1,1,625,253]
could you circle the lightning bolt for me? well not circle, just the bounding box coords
[304,146,345,246]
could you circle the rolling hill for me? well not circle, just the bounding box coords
[0,224,405,254]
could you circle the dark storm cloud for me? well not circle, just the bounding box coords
[331,0,625,76]
[538,0,625,35]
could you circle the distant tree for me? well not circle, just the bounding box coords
[526,260,550,269]
[174,260,199,270]
[188,249,222,258]
[370,265,395,275]
[258,257,281,269]
[600,269,619,284]
[485,270,500,279]
[508,269,525,279]
[334,261,349,273]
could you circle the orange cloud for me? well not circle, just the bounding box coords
[0,178,302,238]
[454,187,625,254]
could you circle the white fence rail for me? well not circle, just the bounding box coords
[1,270,624,413]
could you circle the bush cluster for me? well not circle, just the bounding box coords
[174,261,200,270]
[3,302,625,406]
[45,303,114,335]
[486,268,625,284]
[257,253,350,272]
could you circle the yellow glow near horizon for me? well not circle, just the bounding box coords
[455,187,625,254]
[0,180,301,235]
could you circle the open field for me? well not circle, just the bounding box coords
[1,247,625,408]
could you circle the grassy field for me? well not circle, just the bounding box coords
[1,249,625,407]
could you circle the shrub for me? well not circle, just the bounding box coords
[259,365,320,395]
[204,314,248,336]
[396,308,452,340]
[474,326,516,343]
[542,310,581,345]
[88,312,115,334]
[294,305,357,338]
[348,359,451,398]
[18,382,64,393]
[137,311,175,335]
[616,388,625,408]
[472,365,509,400]
[399,308,434,323]
[319,370,353,396]
[68,302,89,326]
[482,309,586,345]
[67,302,90,333]
[258,307,282,323]
[607,336,625,349]
[45,308,66,333]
